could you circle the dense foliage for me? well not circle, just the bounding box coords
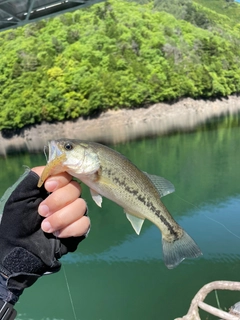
[0,0,240,130]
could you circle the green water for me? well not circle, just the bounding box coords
[1,114,240,320]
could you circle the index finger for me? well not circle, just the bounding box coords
[31,166,73,192]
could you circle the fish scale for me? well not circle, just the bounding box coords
[95,146,179,237]
[38,139,202,269]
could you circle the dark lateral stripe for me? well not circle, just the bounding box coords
[111,174,139,196]
[108,170,179,238]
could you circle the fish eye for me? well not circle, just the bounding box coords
[64,142,73,151]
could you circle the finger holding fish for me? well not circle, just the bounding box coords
[53,214,90,238]
[38,180,81,217]
[41,198,89,237]
[39,180,89,237]
[33,166,72,191]
[37,153,67,188]
[33,166,90,238]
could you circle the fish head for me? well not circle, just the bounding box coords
[38,139,100,187]
[49,139,100,175]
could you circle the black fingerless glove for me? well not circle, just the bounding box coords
[0,169,85,305]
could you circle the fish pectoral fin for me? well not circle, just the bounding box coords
[143,172,175,198]
[125,212,145,235]
[90,189,102,207]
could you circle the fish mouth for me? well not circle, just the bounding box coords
[47,140,63,163]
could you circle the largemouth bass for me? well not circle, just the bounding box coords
[38,139,202,269]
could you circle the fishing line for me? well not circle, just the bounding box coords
[53,232,78,320]
[215,290,222,310]
[62,264,78,320]
[175,193,240,241]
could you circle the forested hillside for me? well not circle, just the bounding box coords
[0,0,240,130]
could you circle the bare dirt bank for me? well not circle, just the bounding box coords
[1,96,240,156]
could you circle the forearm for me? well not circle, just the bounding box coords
[0,273,19,305]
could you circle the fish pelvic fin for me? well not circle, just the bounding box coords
[162,230,202,269]
[126,213,145,235]
[90,189,102,207]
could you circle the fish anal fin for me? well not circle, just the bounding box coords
[143,172,175,198]
[126,212,145,235]
[162,230,202,269]
[90,189,102,207]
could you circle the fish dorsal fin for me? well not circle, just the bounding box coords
[90,189,102,207]
[126,213,145,235]
[143,172,175,198]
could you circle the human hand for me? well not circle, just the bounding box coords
[33,166,90,238]
[0,167,90,305]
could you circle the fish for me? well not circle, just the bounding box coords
[38,139,202,269]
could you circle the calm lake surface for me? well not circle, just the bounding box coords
[1,113,240,320]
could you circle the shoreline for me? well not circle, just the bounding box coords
[1,95,240,156]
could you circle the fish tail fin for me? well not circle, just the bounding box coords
[162,230,202,269]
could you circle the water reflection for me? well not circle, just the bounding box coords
[62,227,162,264]
[184,195,240,259]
